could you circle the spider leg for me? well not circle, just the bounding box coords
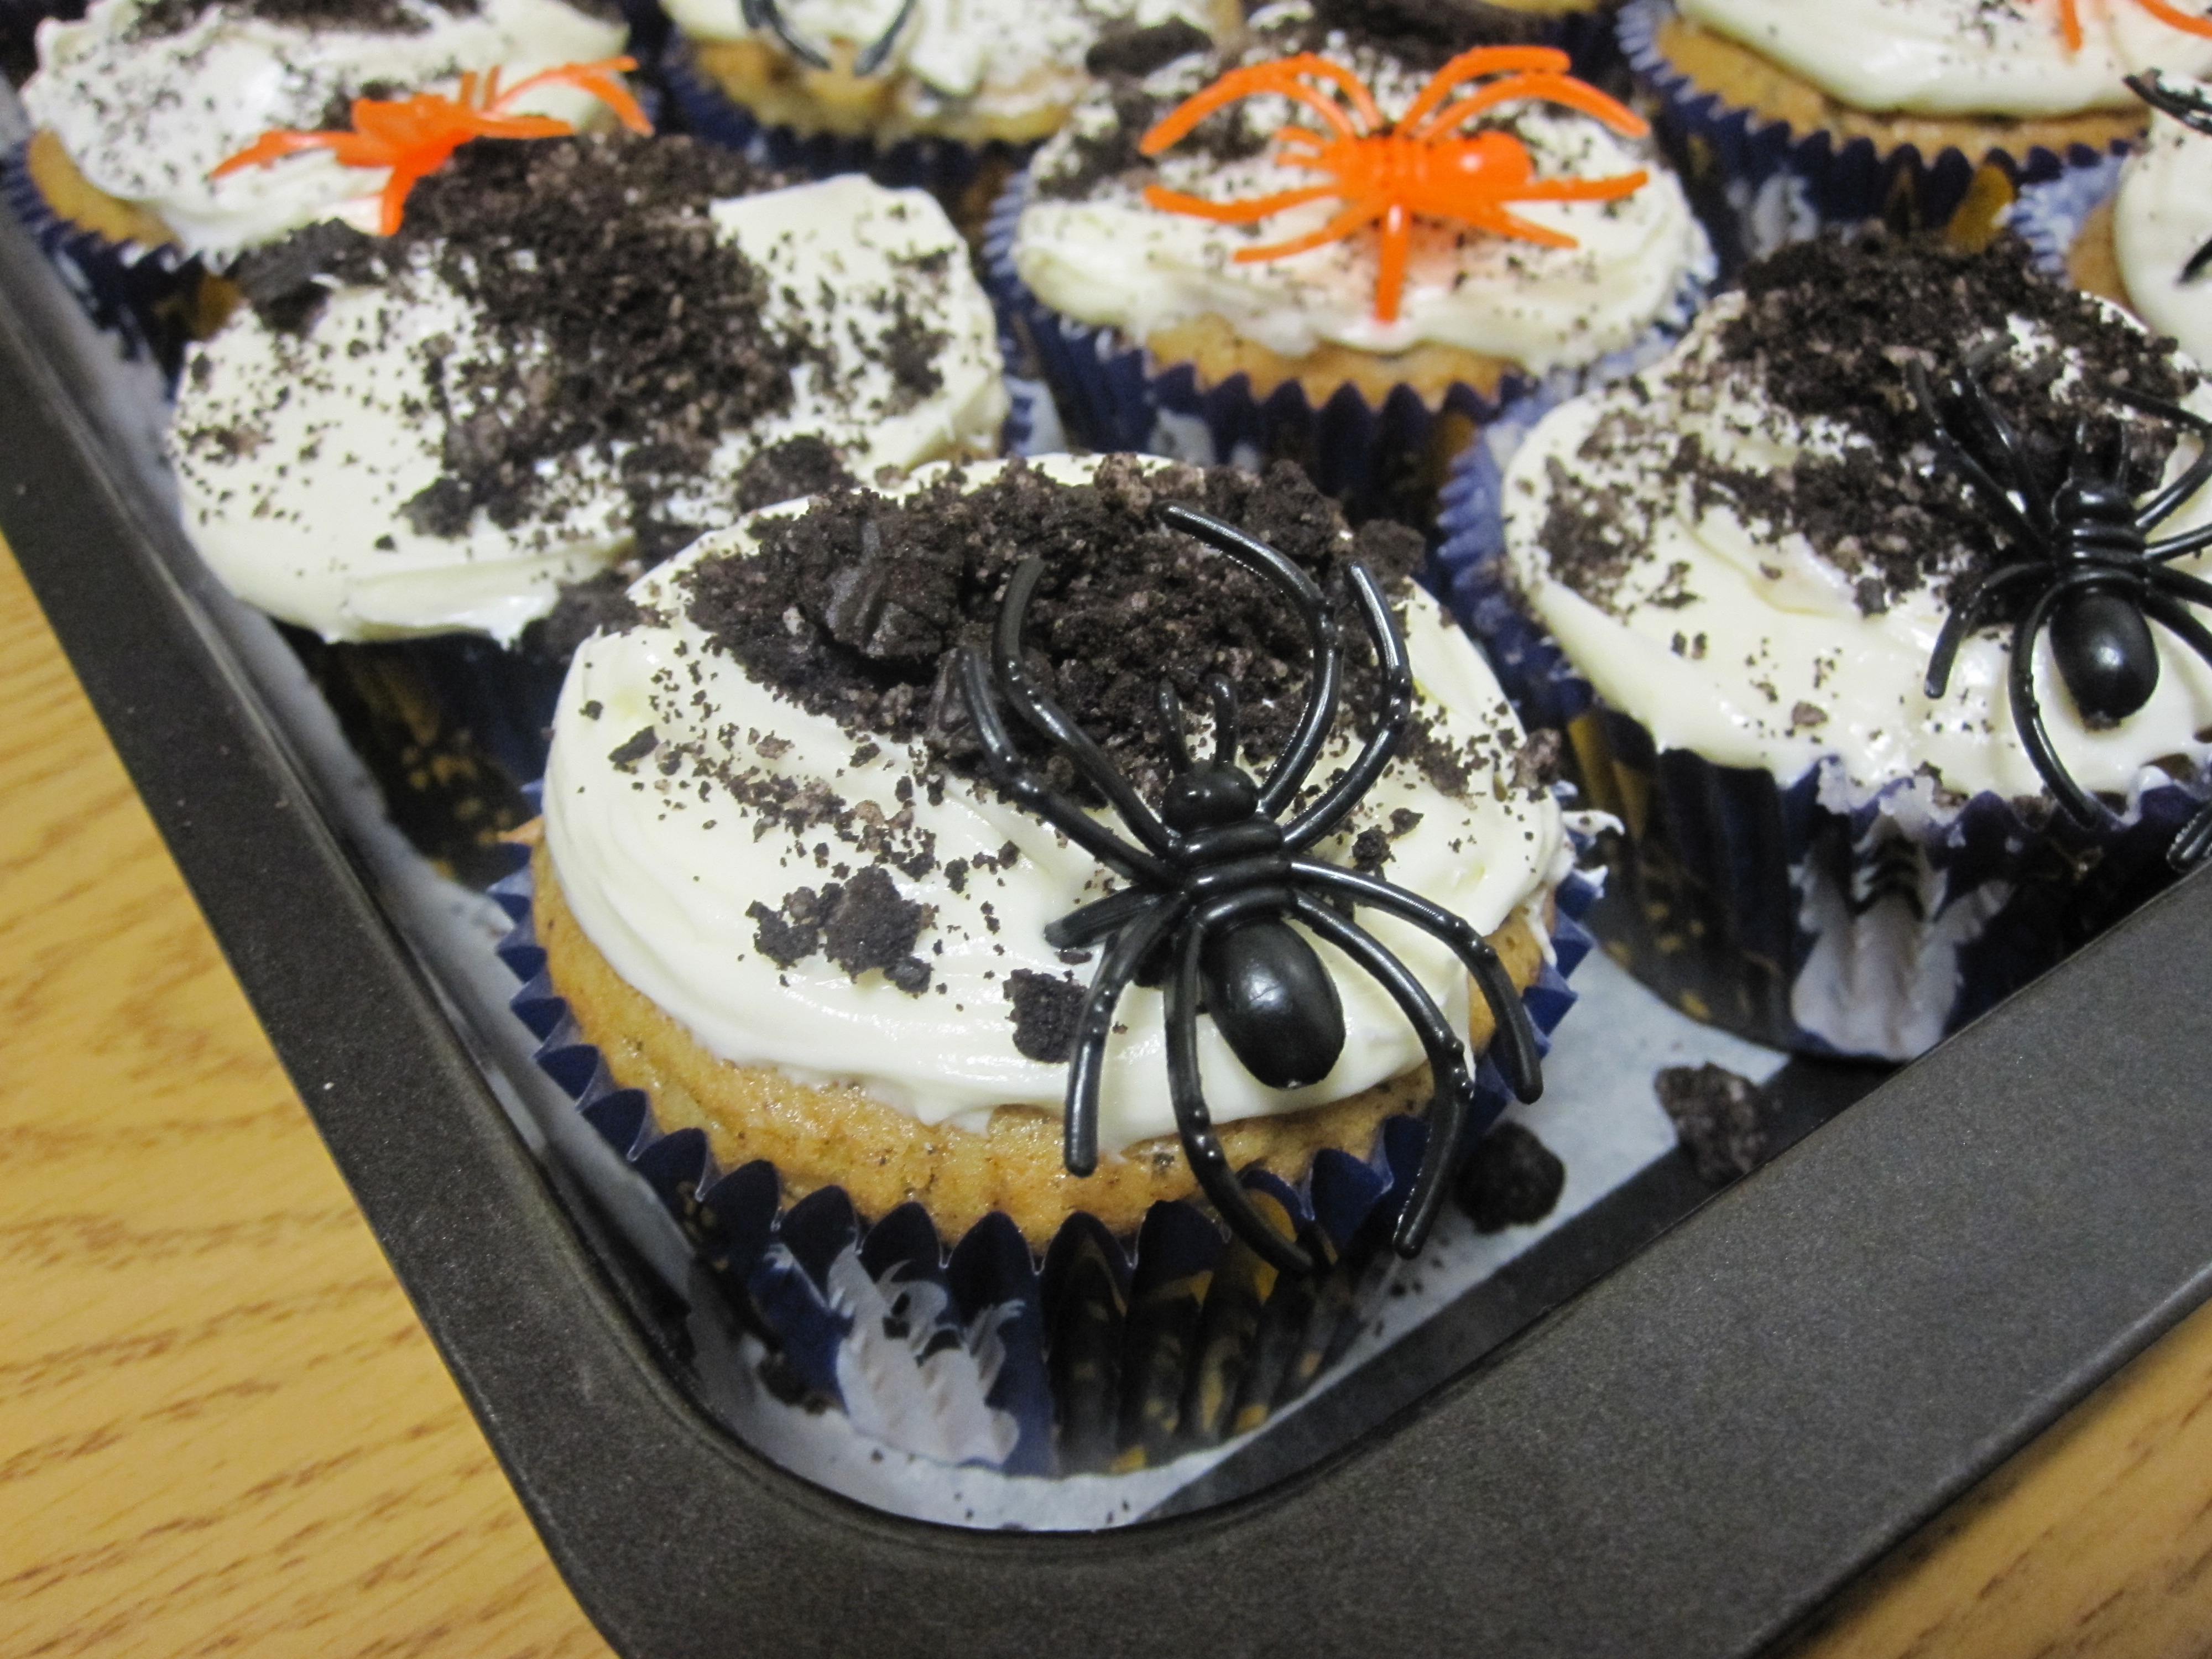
[1167,908,1315,1275]
[959,650,1175,886]
[1410,73,1647,144]
[2101,384,2212,531]
[2127,71,2212,138]
[1155,504,1343,813]
[1504,171,1652,205]
[1046,885,1154,951]
[1957,365,2054,534]
[2145,564,2212,612]
[2008,572,2122,829]
[1285,565,1412,849]
[853,0,918,75]
[1286,859,1542,1103]
[1062,896,1186,1178]
[1454,204,1579,250]
[1156,681,1194,775]
[1375,205,1412,326]
[1232,200,1387,264]
[1906,363,2046,549]
[1286,893,1474,1258]
[1140,55,1376,156]
[1141,183,1342,226]
[1924,562,2049,698]
[742,0,831,69]
[993,559,1180,860]
[2143,581,2212,869]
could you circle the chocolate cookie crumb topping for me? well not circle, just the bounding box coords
[1655,1062,1780,1185]
[680,458,1479,805]
[1542,234,2201,616]
[1454,1119,1565,1232]
[1004,968,1085,1062]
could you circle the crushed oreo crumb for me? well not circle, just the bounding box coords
[1004,968,1085,1062]
[747,869,932,993]
[1454,1120,1566,1232]
[676,457,1493,806]
[734,435,859,515]
[1654,1063,1782,1185]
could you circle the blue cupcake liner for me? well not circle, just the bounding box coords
[658,30,1024,196]
[983,169,1714,523]
[490,835,1598,1475]
[1618,0,2132,273]
[1435,436,2212,1060]
[2008,150,2127,283]
[1,138,208,379]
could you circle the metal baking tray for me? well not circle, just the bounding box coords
[6,116,2212,1654]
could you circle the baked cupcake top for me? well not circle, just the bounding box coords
[19,0,630,255]
[2114,74,2212,366]
[545,455,1569,1150]
[1502,233,2212,807]
[1013,0,1710,368]
[1674,0,2212,118]
[171,134,1007,643]
[662,0,1228,139]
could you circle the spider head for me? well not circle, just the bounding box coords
[1162,763,1259,832]
[1156,674,1262,831]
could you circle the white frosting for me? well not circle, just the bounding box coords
[2114,89,2212,368]
[171,173,1008,643]
[665,0,1213,127]
[1677,0,2212,118]
[545,456,1569,1151]
[1503,292,2212,804]
[1013,6,1711,368]
[22,0,628,255]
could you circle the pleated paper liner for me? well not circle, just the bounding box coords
[489,837,1599,1478]
[280,625,566,890]
[982,169,1713,526]
[1616,0,2132,275]
[1435,435,2212,1061]
[1,135,215,380]
[2008,151,2129,300]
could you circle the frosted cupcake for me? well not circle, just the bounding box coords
[1447,232,2212,1058]
[170,133,1006,646]
[1617,0,2206,267]
[657,0,1235,189]
[17,0,632,254]
[538,453,1574,1251]
[993,0,1710,519]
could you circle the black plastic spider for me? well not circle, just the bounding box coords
[2126,72,2212,283]
[1909,357,2212,866]
[742,0,917,75]
[957,503,1545,1274]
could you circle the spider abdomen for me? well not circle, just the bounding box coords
[1201,918,1345,1091]
[2052,585,2160,723]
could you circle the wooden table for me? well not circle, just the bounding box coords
[3,534,2210,1659]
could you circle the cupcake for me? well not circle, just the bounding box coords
[992,0,1711,522]
[539,452,1572,1248]
[520,451,1588,1468]
[169,132,1005,877]
[655,0,1238,191]
[1617,0,2204,269]
[5,0,637,363]
[170,133,1007,645]
[2015,71,2212,367]
[1446,231,2212,1059]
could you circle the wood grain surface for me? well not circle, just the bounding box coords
[1,531,2210,1659]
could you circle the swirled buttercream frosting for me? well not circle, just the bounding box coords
[1676,0,2212,118]
[169,137,1006,643]
[20,0,628,254]
[1012,0,1710,368]
[1503,234,2212,805]
[544,455,1569,1151]
[2115,80,2212,369]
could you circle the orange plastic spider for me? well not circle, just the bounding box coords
[1138,46,1649,325]
[2052,0,2212,50]
[212,59,651,234]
